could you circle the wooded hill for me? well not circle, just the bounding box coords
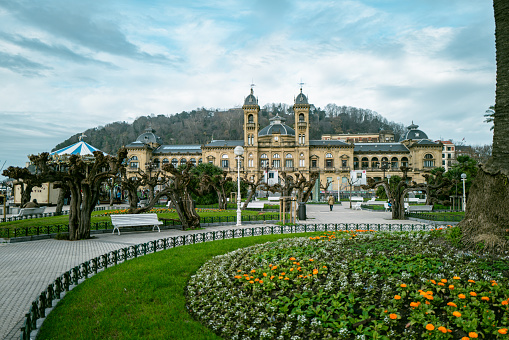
[53,103,406,154]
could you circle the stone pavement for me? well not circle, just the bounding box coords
[0,203,429,340]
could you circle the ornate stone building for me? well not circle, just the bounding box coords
[125,88,442,197]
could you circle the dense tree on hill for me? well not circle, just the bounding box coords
[53,104,406,153]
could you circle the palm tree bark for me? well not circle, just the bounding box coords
[459,0,509,251]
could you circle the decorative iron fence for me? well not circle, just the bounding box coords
[19,222,435,340]
[405,212,464,222]
[0,214,282,239]
[1,206,112,223]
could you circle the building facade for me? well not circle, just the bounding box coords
[126,89,442,197]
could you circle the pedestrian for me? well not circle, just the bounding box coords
[328,195,334,211]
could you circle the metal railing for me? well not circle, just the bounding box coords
[1,206,112,223]
[19,222,435,340]
[0,213,282,239]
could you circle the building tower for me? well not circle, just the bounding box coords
[243,87,260,147]
[294,87,310,146]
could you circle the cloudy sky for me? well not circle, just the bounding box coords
[0,0,496,177]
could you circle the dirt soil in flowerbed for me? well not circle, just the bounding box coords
[186,230,509,339]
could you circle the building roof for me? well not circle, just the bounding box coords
[50,140,107,156]
[294,88,308,104]
[414,139,439,146]
[354,143,409,153]
[153,145,202,154]
[243,88,258,106]
[400,122,429,141]
[258,114,295,136]
[309,140,351,146]
[136,127,163,145]
[205,140,244,147]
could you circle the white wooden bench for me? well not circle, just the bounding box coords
[268,197,281,202]
[110,213,163,235]
[246,201,265,209]
[17,207,46,217]
[350,196,364,202]
[407,205,433,212]
[352,202,362,210]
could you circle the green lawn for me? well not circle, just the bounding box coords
[35,228,509,339]
[37,232,323,340]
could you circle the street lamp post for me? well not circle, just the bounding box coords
[337,176,340,202]
[234,146,244,226]
[461,173,467,212]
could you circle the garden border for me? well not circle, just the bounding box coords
[20,222,436,340]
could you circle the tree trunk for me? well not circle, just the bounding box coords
[127,187,139,213]
[459,0,509,251]
[68,184,80,240]
[55,188,66,215]
[459,168,509,250]
[169,191,200,230]
[21,183,33,206]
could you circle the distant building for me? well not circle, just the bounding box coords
[126,88,442,198]
[436,140,456,171]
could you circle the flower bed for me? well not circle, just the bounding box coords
[186,231,509,339]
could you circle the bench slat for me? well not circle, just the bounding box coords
[111,214,162,235]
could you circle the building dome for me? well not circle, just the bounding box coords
[400,122,429,141]
[136,127,163,145]
[244,88,258,106]
[258,114,295,136]
[295,88,308,104]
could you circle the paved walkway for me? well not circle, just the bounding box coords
[0,203,429,340]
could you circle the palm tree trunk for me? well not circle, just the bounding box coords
[459,0,509,251]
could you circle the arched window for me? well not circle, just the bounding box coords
[131,156,138,160]
[171,158,178,167]
[199,158,203,164]
[401,157,409,167]
[391,157,398,169]
[286,153,293,158]
[248,114,254,123]
[190,158,196,165]
[272,154,281,168]
[299,113,305,122]
[361,157,369,169]
[221,155,229,168]
[285,154,293,168]
[353,157,359,170]
[424,154,434,167]
[260,153,268,158]
[153,158,160,168]
[162,158,169,165]
[180,158,187,165]
[371,157,379,169]
[325,155,334,168]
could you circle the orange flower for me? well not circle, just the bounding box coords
[389,313,398,320]
[400,284,407,288]
[447,302,457,307]
[254,278,259,282]
[425,324,435,331]
[313,269,319,275]
[438,326,447,333]
[498,329,508,335]
[309,259,314,262]
[441,279,447,283]
[461,337,469,340]
[290,257,296,261]
[468,332,478,338]
[258,280,263,284]
[492,282,498,286]
[249,280,254,284]
[468,279,475,283]
[278,276,283,280]
[250,269,256,273]
[270,276,275,280]
[410,302,420,307]
[458,294,466,299]
[430,280,436,284]
[290,268,294,272]
[453,311,461,317]
[237,270,242,272]
[263,273,267,277]
[438,282,445,286]
[322,265,327,269]
[280,272,286,276]
[284,277,289,280]
[470,292,477,297]
[234,275,241,279]
[449,285,454,290]
[502,300,508,306]
[481,296,490,301]
[394,295,401,300]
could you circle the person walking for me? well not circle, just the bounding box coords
[328,195,334,211]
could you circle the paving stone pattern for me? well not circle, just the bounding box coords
[0,203,428,340]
